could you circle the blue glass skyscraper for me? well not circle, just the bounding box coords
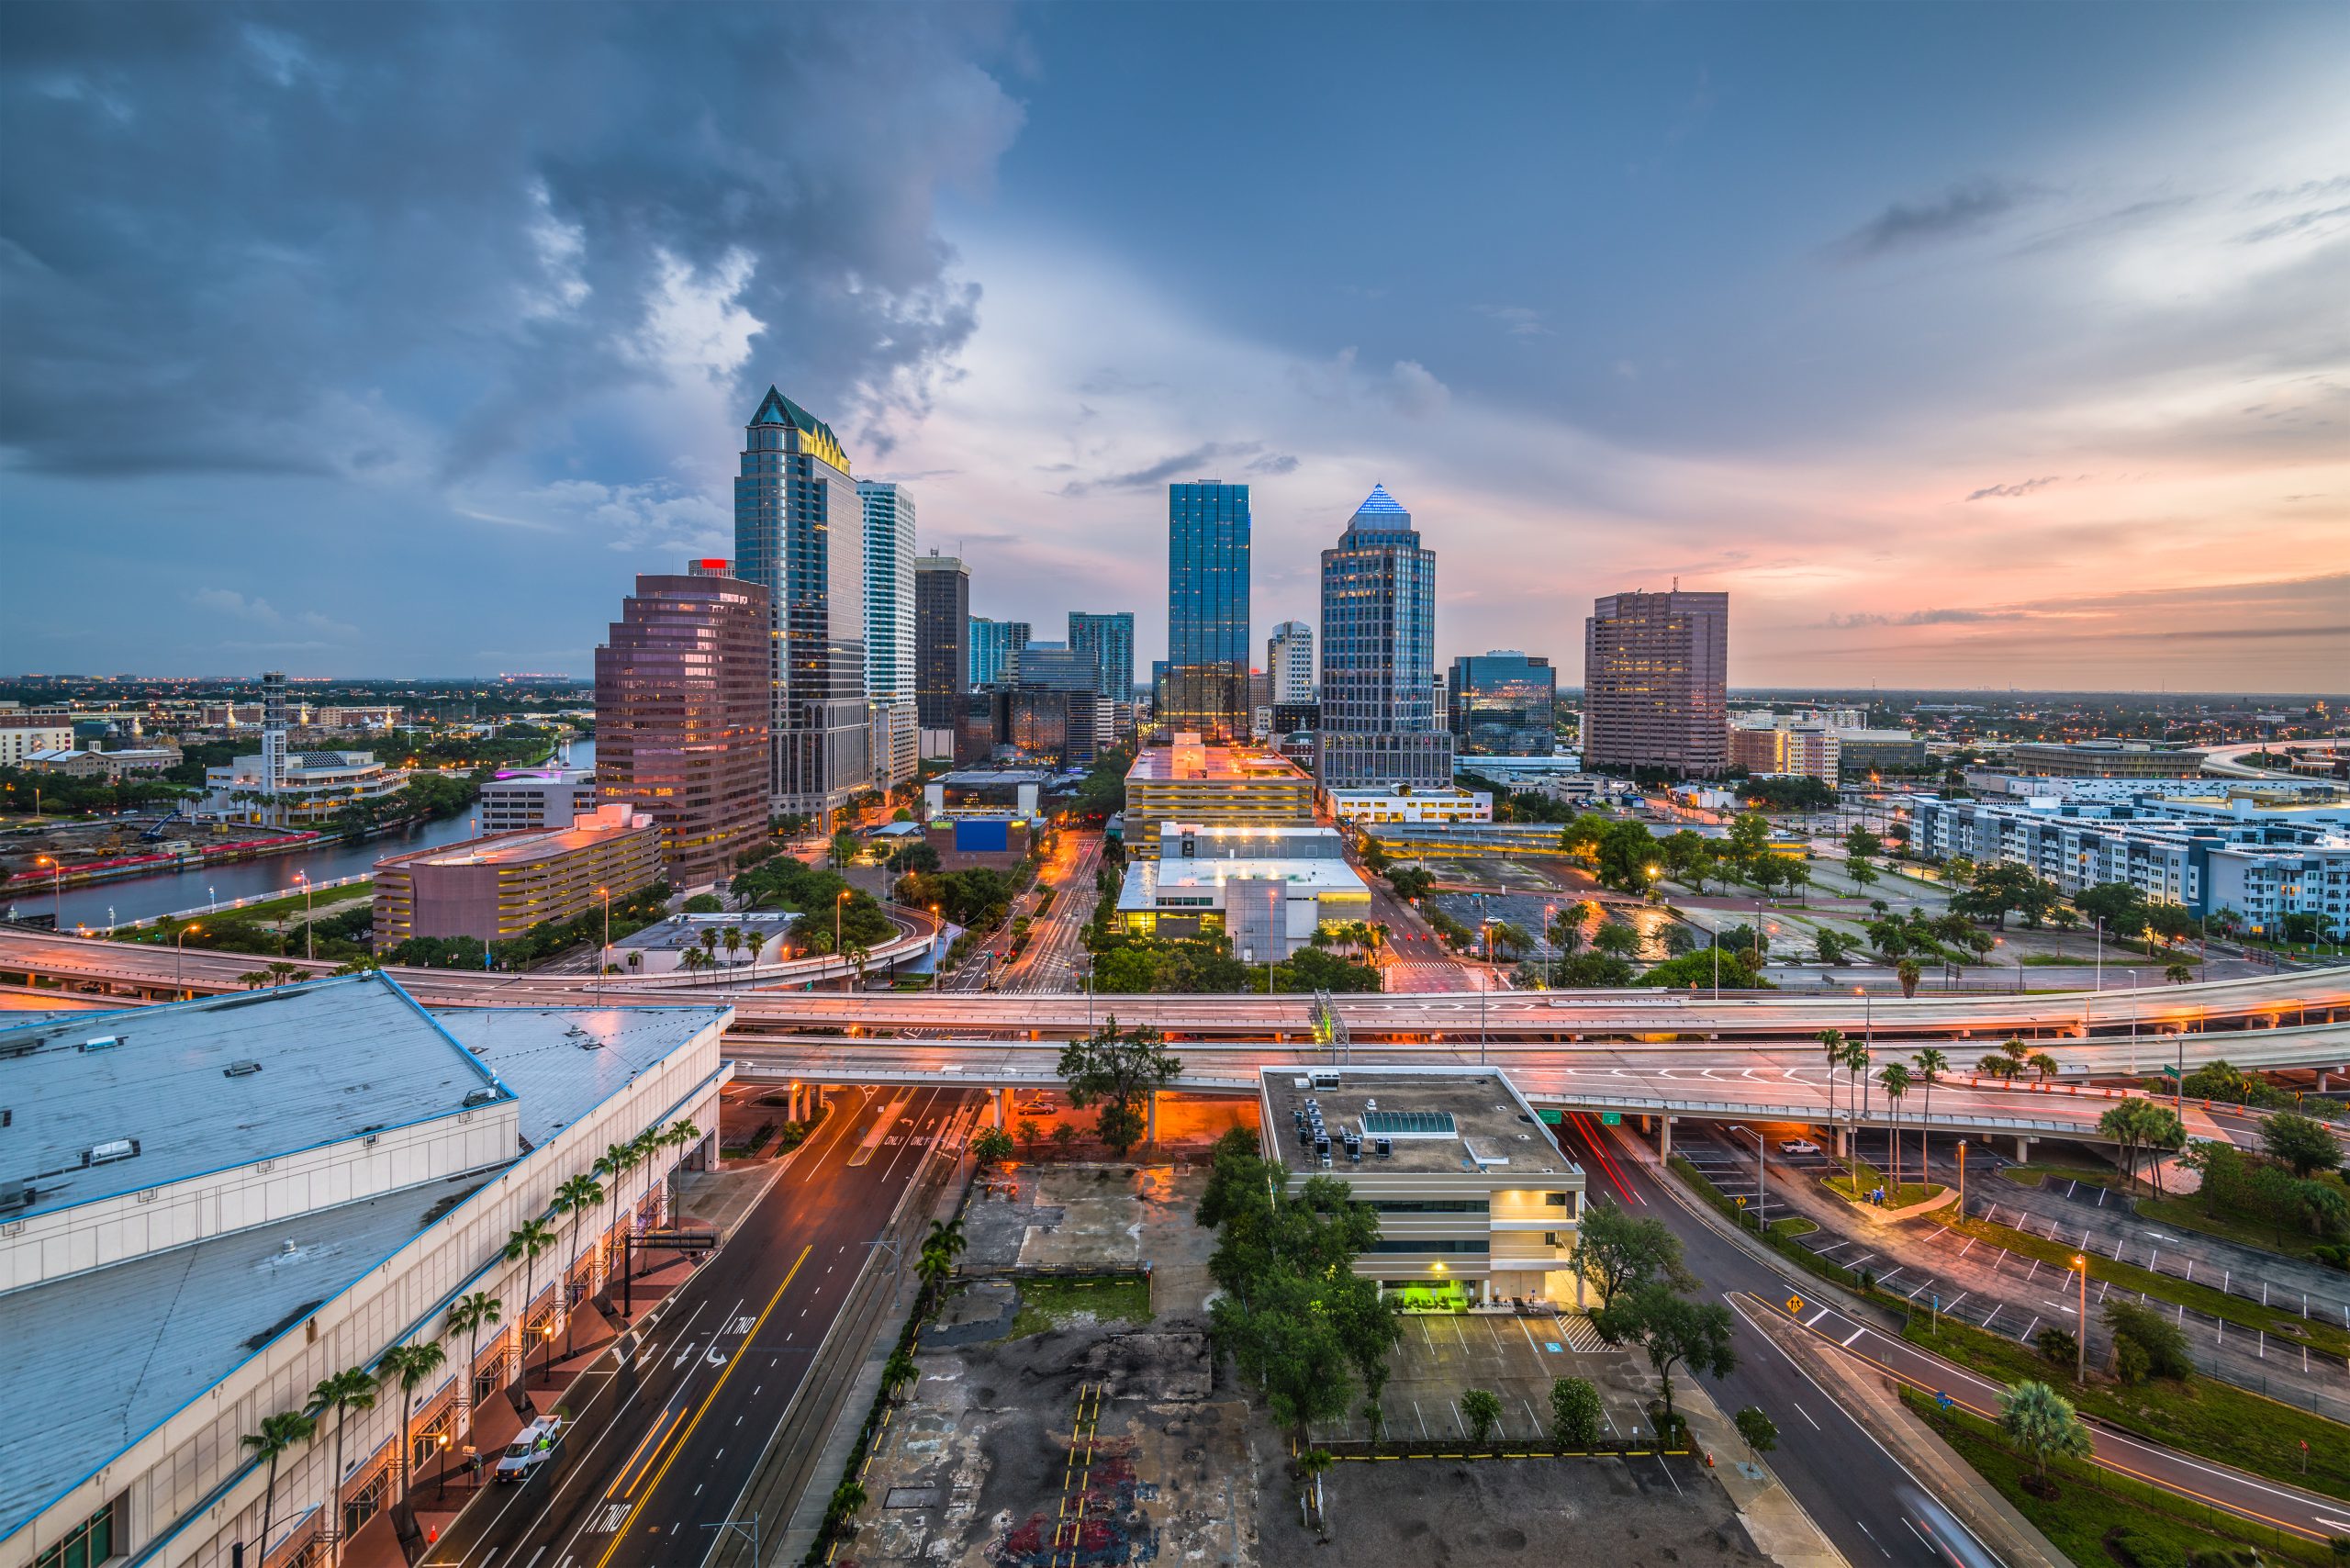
[1165,481,1250,740]
[1316,484,1453,787]
[1068,611,1136,701]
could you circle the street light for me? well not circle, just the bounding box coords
[294,870,313,962]
[35,856,61,921]
[834,889,851,979]
[2071,1254,2088,1382]
[175,924,202,999]
[596,885,611,999]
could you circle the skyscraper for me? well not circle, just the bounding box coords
[1069,611,1136,700]
[968,616,1030,687]
[1447,650,1557,756]
[594,559,770,883]
[1583,590,1729,776]
[1267,621,1315,705]
[858,479,918,789]
[1315,484,1452,788]
[913,549,968,734]
[733,385,868,820]
[1165,481,1251,740]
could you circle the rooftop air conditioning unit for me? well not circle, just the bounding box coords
[86,1138,140,1165]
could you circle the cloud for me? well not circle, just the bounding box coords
[1472,304,1555,339]
[1841,178,2033,255]
[185,587,356,639]
[1055,441,1273,497]
[1965,476,2064,500]
[1289,348,1452,416]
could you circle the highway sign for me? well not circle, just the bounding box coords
[1600,1111,1622,1126]
[1538,1108,1564,1126]
[1935,1392,1953,1411]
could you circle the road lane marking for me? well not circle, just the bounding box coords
[1792,1402,1821,1430]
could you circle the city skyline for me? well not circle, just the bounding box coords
[4,5,2346,689]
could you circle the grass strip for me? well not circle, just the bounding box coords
[2133,1192,2338,1262]
[1939,1209,2350,1358]
[1901,1310,2350,1502]
[1897,1386,2335,1566]
[1011,1273,1154,1338]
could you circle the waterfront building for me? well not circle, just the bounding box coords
[1069,611,1136,702]
[1315,485,1452,789]
[0,977,722,1568]
[1115,823,1370,958]
[733,386,868,820]
[1123,735,1316,858]
[2006,740,2211,778]
[1446,650,1556,756]
[593,561,769,884]
[1268,621,1315,705]
[912,550,968,737]
[202,749,408,829]
[1164,481,1251,741]
[968,616,1031,687]
[1582,590,1729,777]
[858,479,919,790]
[373,802,662,946]
[1254,1067,1584,1307]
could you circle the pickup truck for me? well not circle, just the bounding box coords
[493,1417,564,1484]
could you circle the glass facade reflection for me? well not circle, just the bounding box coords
[1069,610,1136,700]
[1165,481,1251,740]
[1447,650,1557,755]
[1316,485,1453,788]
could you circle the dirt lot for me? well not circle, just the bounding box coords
[839,1165,1774,1568]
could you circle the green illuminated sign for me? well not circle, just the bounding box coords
[1600,1112,1622,1126]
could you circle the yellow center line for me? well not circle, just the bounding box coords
[606,1407,678,1499]
[589,1244,811,1568]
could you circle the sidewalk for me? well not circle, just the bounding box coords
[1676,1380,1850,1568]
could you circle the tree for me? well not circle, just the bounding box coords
[1591,1282,1736,1435]
[2029,1052,2060,1084]
[1550,1376,1604,1449]
[1385,865,1435,902]
[1570,1201,1692,1305]
[882,1348,919,1397]
[550,1171,605,1356]
[1049,1121,1080,1157]
[1911,1047,1948,1185]
[1015,1117,1042,1159]
[1999,1381,2091,1481]
[377,1340,448,1504]
[444,1292,501,1438]
[1734,1406,1779,1454]
[1212,1266,1356,1452]
[970,1126,1015,1167]
[1058,1018,1183,1158]
[595,1138,643,1282]
[1460,1387,1504,1446]
[1592,920,1641,958]
[1817,1029,1854,1188]
[307,1367,377,1564]
[2263,1111,2344,1178]
[502,1217,557,1384]
[2035,1327,2079,1370]
[1895,957,1922,999]
[2105,1300,2193,1382]
[1877,1062,1911,1190]
[241,1409,317,1567]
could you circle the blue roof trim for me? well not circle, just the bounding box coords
[1353,483,1408,517]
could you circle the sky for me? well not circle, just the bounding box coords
[3,2,2346,691]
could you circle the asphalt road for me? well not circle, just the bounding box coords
[420,1082,970,1568]
[1553,1113,1986,1566]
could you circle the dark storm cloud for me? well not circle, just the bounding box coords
[1841,178,2031,256]
[1057,441,1284,496]
[0,2,1023,478]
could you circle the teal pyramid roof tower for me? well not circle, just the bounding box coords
[1348,482,1411,531]
[744,384,850,472]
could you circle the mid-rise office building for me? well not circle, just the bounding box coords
[1069,611,1136,702]
[858,479,918,790]
[373,802,664,946]
[593,561,770,884]
[2006,740,2210,778]
[0,712,76,766]
[1268,621,1315,705]
[1834,729,1930,779]
[969,616,1031,687]
[733,386,868,820]
[1124,734,1317,857]
[1164,481,1252,740]
[1447,650,1556,756]
[1316,485,1452,789]
[1729,721,1841,785]
[477,767,598,833]
[1582,589,1729,777]
[912,550,968,734]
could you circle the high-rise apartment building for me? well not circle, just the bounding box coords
[594,560,771,882]
[1069,611,1136,700]
[733,385,868,821]
[1268,621,1315,704]
[913,550,968,732]
[1582,590,1729,776]
[857,479,918,789]
[969,616,1031,686]
[1447,650,1557,756]
[1165,481,1251,740]
[1315,485,1453,789]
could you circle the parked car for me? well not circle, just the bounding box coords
[1778,1138,1821,1157]
[494,1417,564,1483]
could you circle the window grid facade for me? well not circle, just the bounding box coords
[1582,590,1729,777]
[1165,482,1252,741]
[1447,650,1556,756]
[1316,485,1453,789]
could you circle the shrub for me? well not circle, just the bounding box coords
[2108,1529,2190,1568]
[2106,1299,2194,1382]
[2034,1327,2078,1369]
[1550,1376,1603,1448]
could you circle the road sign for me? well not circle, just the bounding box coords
[2160,1064,2181,1078]
[1735,1195,1747,1207]
[1538,1108,1564,1126]
[1600,1112,1622,1126]
[1935,1391,1953,1411]
[1785,1294,1804,1315]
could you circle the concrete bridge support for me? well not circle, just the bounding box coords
[1656,1116,1673,1159]
[2012,1136,2033,1162]
[1147,1090,1158,1146]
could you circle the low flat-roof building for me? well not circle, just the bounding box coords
[18,745,183,778]
[1324,784,1493,823]
[1124,735,1316,858]
[1115,823,1369,957]
[373,802,664,946]
[476,766,599,833]
[2007,740,2210,778]
[0,975,725,1568]
[1256,1067,1585,1308]
[203,749,410,829]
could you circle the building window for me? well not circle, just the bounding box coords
[35,1501,118,1568]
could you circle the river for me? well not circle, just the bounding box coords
[20,741,593,930]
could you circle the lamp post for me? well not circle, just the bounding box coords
[596,885,611,1000]
[36,856,61,922]
[295,870,313,961]
[834,888,850,975]
[2071,1254,2088,1383]
[174,923,201,999]
[2128,970,2139,1077]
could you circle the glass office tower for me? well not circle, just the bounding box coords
[1165,481,1251,740]
[733,385,868,821]
[1069,611,1136,700]
[968,617,1031,686]
[858,479,918,788]
[1315,484,1453,788]
[912,550,968,731]
[1447,650,1558,755]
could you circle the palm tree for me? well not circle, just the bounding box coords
[551,1172,606,1355]
[267,960,303,987]
[1976,1051,2009,1080]
[698,927,720,976]
[502,1218,557,1384]
[1816,1029,1851,1186]
[376,1341,448,1505]
[597,1139,644,1275]
[1843,1037,1874,1193]
[306,1368,377,1565]
[1895,957,1922,998]
[241,1409,317,1567]
[443,1292,501,1439]
[240,969,270,991]
[1911,1048,1948,1189]
[1999,1381,2090,1480]
[2001,1037,2030,1073]
[2029,1052,2060,1085]
[722,925,744,970]
[744,929,767,970]
[1877,1063,1911,1192]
